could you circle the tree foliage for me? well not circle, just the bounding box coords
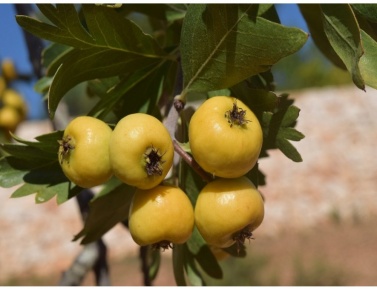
[1,3,377,286]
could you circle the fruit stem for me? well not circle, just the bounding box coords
[173,140,213,183]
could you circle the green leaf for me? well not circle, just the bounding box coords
[16,5,94,49]
[299,4,346,70]
[184,245,206,286]
[148,248,161,282]
[352,4,377,23]
[12,181,71,204]
[0,157,32,188]
[180,4,308,95]
[73,178,135,244]
[34,76,53,94]
[88,63,165,120]
[261,95,304,162]
[276,138,302,162]
[359,29,377,90]
[17,4,171,118]
[186,227,223,279]
[48,48,161,119]
[320,4,365,90]
[172,244,187,286]
[42,42,73,75]
[0,131,81,204]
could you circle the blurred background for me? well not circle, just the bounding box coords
[1,3,377,286]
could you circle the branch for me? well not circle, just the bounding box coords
[58,239,110,286]
[58,191,111,286]
[173,140,213,183]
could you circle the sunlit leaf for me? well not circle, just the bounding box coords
[180,4,308,96]
[299,4,346,70]
[359,29,377,90]
[320,4,365,90]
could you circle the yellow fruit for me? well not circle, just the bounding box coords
[0,106,21,132]
[129,185,195,249]
[194,177,264,248]
[1,58,17,81]
[58,116,113,188]
[189,96,263,178]
[109,113,174,190]
[2,89,27,119]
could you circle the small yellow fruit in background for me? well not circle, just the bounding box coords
[2,89,28,119]
[1,58,17,82]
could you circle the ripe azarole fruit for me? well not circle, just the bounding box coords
[0,106,21,132]
[194,176,264,249]
[58,116,113,188]
[1,58,17,82]
[0,89,28,132]
[189,96,263,178]
[109,113,174,190]
[2,89,28,119]
[129,185,195,249]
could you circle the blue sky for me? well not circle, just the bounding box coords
[0,4,47,119]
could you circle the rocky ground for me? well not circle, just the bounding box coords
[1,84,377,285]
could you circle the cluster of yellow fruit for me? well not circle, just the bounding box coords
[58,96,264,253]
[0,59,28,135]
[189,96,265,251]
[58,113,192,250]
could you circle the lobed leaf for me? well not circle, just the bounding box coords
[17,4,172,119]
[180,4,308,96]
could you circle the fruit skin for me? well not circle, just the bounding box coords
[189,96,263,178]
[109,113,174,190]
[58,116,113,188]
[129,185,195,247]
[194,177,264,248]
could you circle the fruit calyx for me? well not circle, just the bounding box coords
[144,146,166,176]
[225,99,251,127]
[151,240,173,251]
[233,227,254,253]
[58,136,75,164]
